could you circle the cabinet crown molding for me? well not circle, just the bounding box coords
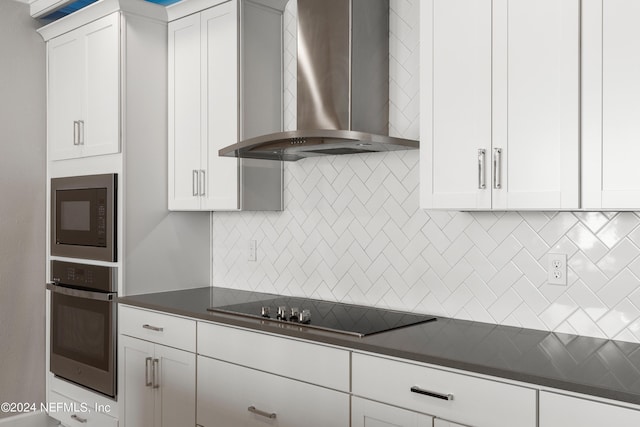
[37,0,167,41]
[167,0,288,22]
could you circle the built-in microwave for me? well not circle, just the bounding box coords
[51,174,117,262]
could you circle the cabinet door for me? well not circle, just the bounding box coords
[48,28,83,161]
[197,356,349,427]
[539,391,640,427]
[168,13,203,210]
[47,14,120,162]
[420,0,492,210]
[154,345,196,427]
[583,0,640,209]
[121,336,155,427]
[82,13,120,158]
[352,397,432,427]
[201,1,240,211]
[492,0,579,209]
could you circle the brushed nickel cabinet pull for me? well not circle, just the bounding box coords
[248,405,277,419]
[192,170,199,196]
[152,358,160,389]
[145,357,153,387]
[70,414,87,423]
[199,170,206,196]
[478,148,487,189]
[142,324,164,332]
[78,120,85,145]
[410,386,454,401]
[73,121,79,145]
[493,147,502,189]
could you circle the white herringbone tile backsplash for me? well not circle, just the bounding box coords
[211,0,640,343]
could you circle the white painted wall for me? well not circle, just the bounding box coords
[212,0,640,344]
[0,0,46,417]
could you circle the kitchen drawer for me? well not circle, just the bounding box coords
[119,305,196,352]
[540,391,640,426]
[197,355,349,427]
[352,353,536,427]
[49,391,118,427]
[197,321,349,391]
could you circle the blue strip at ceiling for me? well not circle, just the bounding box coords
[145,0,182,5]
[41,0,182,21]
[41,0,98,20]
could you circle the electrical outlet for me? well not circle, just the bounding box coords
[548,253,567,285]
[248,240,257,262]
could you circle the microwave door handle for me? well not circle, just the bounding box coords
[46,283,115,302]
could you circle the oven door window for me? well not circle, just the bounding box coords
[51,292,113,372]
[55,188,107,247]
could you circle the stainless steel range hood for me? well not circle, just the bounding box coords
[219,0,419,161]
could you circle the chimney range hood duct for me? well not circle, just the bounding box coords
[219,0,419,161]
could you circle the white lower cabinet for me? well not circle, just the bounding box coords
[49,391,117,427]
[352,353,536,427]
[197,355,349,427]
[120,336,195,427]
[119,306,196,427]
[116,310,640,427]
[539,391,640,427]
[196,321,350,427]
[352,397,433,427]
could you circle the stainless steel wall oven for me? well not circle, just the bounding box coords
[48,260,117,398]
[51,173,117,262]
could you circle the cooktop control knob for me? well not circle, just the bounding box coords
[277,306,287,320]
[261,306,270,318]
[289,307,300,322]
[300,309,311,324]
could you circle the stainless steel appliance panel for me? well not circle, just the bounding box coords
[48,261,117,398]
[51,173,117,262]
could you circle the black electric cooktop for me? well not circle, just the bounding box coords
[207,296,436,337]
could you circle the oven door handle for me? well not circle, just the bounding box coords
[46,283,116,302]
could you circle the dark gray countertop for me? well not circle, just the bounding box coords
[119,286,640,406]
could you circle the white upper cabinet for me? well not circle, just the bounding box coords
[421,0,580,211]
[168,12,206,210]
[47,13,120,161]
[420,0,492,210]
[582,0,640,209]
[168,0,283,211]
[168,3,239,211]
[201,2,240,210]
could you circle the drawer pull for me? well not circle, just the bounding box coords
[478,148,486,189]
[153,358,160,389]
[73,121,79,145]
[145,357,153,387]
[493,147,502,189]
[70,414,87,423]
[410,386,454,401]
[142,324,164,332]
[248,405,277,419]
[192,169,199,196]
